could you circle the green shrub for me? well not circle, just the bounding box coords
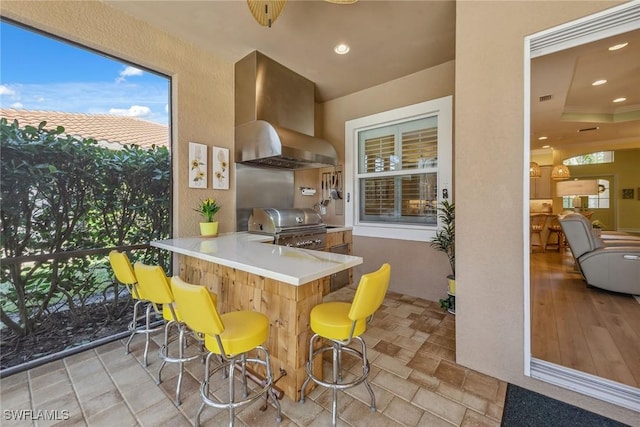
[0,118,170,336]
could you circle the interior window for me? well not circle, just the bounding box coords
[563,151,614,165]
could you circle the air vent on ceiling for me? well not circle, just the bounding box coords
[578,126,599,133]
[539,94,553,102]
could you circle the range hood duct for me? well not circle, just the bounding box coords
[235,51,338,169]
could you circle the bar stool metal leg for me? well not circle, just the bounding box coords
[125,299,145,355]
[299,334,318,403]
[357,336,376,411]
[240,354,248,398]
[143,303,153,367]
[228,355,236,424]
[156,319,174,385]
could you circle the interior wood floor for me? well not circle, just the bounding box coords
[530,248,640,388]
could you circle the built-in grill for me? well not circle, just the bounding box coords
[248,208,326,250]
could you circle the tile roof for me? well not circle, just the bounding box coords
[0,108,168,149]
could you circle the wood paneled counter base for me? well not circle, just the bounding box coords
[178,254,326,400]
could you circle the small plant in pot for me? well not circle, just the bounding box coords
[194,198,221,236]
[430,199,455,313]
[591,219,604,237]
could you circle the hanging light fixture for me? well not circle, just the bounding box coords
[247,0,356,27]
[529,162,541,178]
[551,164,571,180]
[247,0,287,27]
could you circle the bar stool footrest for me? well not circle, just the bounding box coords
[305,345,371,391]
[196,347,282,426]
[201,359,271,409]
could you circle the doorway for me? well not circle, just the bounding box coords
[524,2,640,411]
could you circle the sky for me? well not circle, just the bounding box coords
[0,21,169,125]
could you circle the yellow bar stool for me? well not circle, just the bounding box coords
[108,250,160,366]
[170,276,282,427]
[134,263,212,406]
[300,263,391,426]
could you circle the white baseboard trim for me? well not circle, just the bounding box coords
[618,228,640,234]
[530,358,640,412]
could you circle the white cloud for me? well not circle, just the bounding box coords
[2,82,168,125]
[0,85,16,96]
[109,105,151,117]
[10,102,24,109]
[122,66,143,77]
[116,66,143,83]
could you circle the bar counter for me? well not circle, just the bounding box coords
[151,232,363,400]
[151,232,362,285]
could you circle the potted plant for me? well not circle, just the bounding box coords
[194,198,221,236]
[430,199,455,314]
[591,219,604,237]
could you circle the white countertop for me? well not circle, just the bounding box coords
[326,225,352,233]
[151,232,362,286]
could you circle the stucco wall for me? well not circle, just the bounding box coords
[320,61,455,301]
[455,1,637,424]
[1,0,236,237]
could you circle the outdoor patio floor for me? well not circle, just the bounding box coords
[0,286,506,426]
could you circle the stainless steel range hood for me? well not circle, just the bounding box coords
[235,51,338,169]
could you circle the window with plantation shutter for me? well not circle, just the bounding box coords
[357,116,439,225]
[362,134,395,173]
[346,97,452,242]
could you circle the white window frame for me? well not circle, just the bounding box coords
[345,96,453,242]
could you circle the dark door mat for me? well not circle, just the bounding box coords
[501,384,631,427]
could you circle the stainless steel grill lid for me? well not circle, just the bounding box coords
[248,208,323,234]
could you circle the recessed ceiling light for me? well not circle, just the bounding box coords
[334,43,350,55]
[541,145,551,149]
[613,97,627,103]
[538,136,547,140]
[591,79,607,86]
[608,42,628,51]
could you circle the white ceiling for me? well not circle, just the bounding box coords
[531,28,640,151]
[104,0,639,151]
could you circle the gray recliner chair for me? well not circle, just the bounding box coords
[559,213,640,295]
